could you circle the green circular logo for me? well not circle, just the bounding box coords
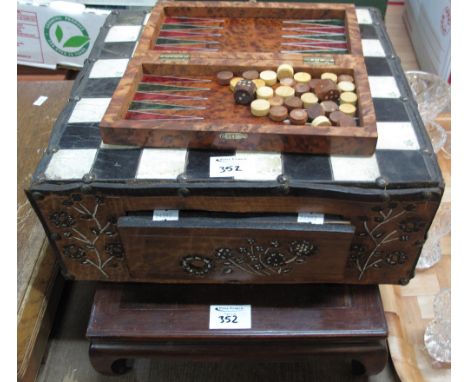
[44,16,90,57]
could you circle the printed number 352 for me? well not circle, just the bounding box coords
[219,314,238,324]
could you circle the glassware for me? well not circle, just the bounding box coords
[405,71,451,153]
[424,288,451,364]
[441,130,451,159]
[417,202,450,270]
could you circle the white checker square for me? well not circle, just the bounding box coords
[362,39,386,57]
[136,149,187,179]
[331,154,380,182]
[233,152,283,181]
[104,25,141,42]
[89,59,129,78]
[368,76,401,98]
[45,149,97,180]
[356,9,373,24]
[100,142,139,150]
[68,98,111,123]
[376,122,420,150]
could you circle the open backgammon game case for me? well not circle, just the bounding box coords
[100,2,377,155]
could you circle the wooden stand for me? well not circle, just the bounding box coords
[86,284,388,377]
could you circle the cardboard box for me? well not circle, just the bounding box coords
[17,1,110,69]
[404,0,451,82]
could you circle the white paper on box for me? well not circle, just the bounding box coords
[152,210,179,221]
[297,213,325,225]
[210,153,282,180]
[209,305,251,329]
[17,1,110,69]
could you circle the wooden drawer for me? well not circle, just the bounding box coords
[118,212,354,283]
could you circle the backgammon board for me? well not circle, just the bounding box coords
[26,6,444,285]
[100,2,377,155]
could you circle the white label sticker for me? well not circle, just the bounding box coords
[33,96,48,106]
[297,213,325,225]
[210,156,246,177]
[210,153,282,180]
[209,305,251,329]
[152,210,179,221]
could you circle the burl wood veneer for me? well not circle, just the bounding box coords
[100,1,377,155]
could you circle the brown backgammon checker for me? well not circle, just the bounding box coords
[269,105,288,122]
[86,283,388,377]
[308,79,320,92]
[217,71,234,85]
[284,96,303,111]
[306,103,325,121]
[338,74,354,83]
[294,83,310,97]
[321,100,339,116]
[289,109,308,125]
[268,96,284,107]
[242,70,259,80]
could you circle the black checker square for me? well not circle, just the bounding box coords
[80,78,121,98]
[185,149,236,180]
[91,149,141,180]
[359,24,378,39]
[100,42,137,59]
[376,150,432,184]
[365,57,392,76]
[283,154,332,181]
[59,123,102,149]
[373,98,410,122]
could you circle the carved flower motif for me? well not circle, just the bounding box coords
[181,255,214,276]
[50,211,75,228]
[399,217,425,233]
[271,240,280,248]
[289,240,315,257]
[265,252,286,267]
[385,251,407,266]
[252,262,265,271]
[105,243,124,259]
[63,244,86,260]
[215,248,232,260]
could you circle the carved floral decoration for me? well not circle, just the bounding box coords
[350,202,425,280]
[181,238,318,277]
[49,194,123,278]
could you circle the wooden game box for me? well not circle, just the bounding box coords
[99,2,378,155]
[26,7,445,286]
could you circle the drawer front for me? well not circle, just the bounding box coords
[118,214,355,283]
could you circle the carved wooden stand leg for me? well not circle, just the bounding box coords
[89,343,134,376]
[348,341,389,376]
[89,340,388,377]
